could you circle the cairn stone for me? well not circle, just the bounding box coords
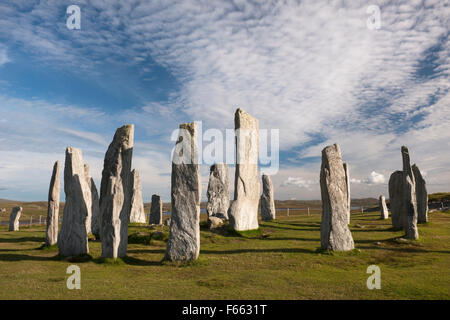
[46,161,60,245]
[164,218,171,227]
[130,169,146,223]
[402,146,419,240]
[412,164,428,223]
[58,147,91,257]
[8,206,22,231]
[206,163,230,219]
[100,124,134,259]
[208,216,224,230]
[320,144,355,251]
[389,170,404,230]
[229,108,260,231]
[150,194,163,225]
[343,163,351,224]
[379,195,388,219]
[84,164,100,236]
[165,122,201,261]
[260,174,276,221]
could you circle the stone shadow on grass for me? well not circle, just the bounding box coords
[0,253,61,262]
[0,236,45,243]
[201,247,317,255]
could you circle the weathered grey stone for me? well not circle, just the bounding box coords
[165,122,201,261]
[208,216,224,230]
[164,218,171,227]
[9,206,22,231]
[402,146,419,239]
[150,194,163,225]
[379,195,388,220]
[412,164,428,223]
[58,147,91,257]
[46,161,60,245]
[320,144,355,251]
[100,124,134,259]
[206,163,230,219]
[343,163,351,225]
[389,171,404,230]
[129,169,146,223]
[260,174,276,221]
[229,108,260,231]
[84,164,100,237]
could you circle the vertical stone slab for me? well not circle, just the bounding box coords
[150,194,163,225]
[379,195,388,219]
[58,147,91,257]
[130,169,146,223]
[46,161,60,245]
[412,164,428,223]
[389,170,404,230]
[343,163,351,225]
[165,122,201,261]
[320,144,354,251]
[206,163,230,219]
[229,108,260,231]
[8,206,22,231]
[100,124,134,259]
[260,174,276,221]
[401,146,419,239]
[84,164,100,236]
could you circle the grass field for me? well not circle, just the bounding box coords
[0,208,448,300]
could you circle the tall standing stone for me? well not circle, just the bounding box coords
[412,164,428,223]
[100,124,134,259]
[130,169,146,223]
[58,147,91,257]
[150,194,163,225]
[343,163,351,225]
[165,122,201,261]
[206,163,230,219]
[84,164,100,236]
[320,144,354,251]
[46,161,60,245]
[402,146,419,240]
[260,174,276,221]
[389,170,404,230]
[8,206,22,231]
[229,108,260,231]
[379,195,388,220]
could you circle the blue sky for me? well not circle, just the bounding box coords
[0,0,449,202]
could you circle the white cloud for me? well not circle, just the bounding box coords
[0,46,10,66]
[281,177,316,189]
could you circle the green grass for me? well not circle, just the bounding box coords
[0,210,449,299]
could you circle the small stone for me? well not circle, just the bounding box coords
[379,195,389,220]
[129,169,146,223]
[389,170,404,230]
[164,218,171,227]
[46,161,60,245]
[9,206,22,231]
[150,194,163,225]
[260,174,276,221]
[208,216,224,230]
[412,164,428,223]
[206,163,230,219]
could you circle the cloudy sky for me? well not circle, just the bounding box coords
[0,0,449,202]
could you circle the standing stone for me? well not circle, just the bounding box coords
[379,195,388,220]
[129,169,146,223]
[58,147,91,257]
[260,174,276,221]
[320,144,355,251]
[150,194,163,225]
[402,146,419,239]
[206,163,230,219]
[229,108,260,231]
[412,164,428,223]
[165,122,201,261]
[8,206,22,231]
[84,164,100,236]
[343,163,351,225]
[46,161,60,245]
[389,170,404,230]
[100,124,134,259]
